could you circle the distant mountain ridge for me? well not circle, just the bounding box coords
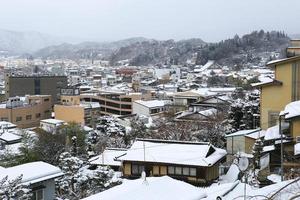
[0,29,80,54]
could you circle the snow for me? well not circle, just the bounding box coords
[134,100,169,108]
[294,143,300,155]
[82,176,206,200]
[222,164,240,183]
[0,161,63,185]
[40,118,65,125]
[89,148,127,167]
[0,130,21,142]
[263,145,275,152]
[225,129,260,138]
[280,100,300,119]
[118,139,227,167]
[264,123,289,141]
[267,174,281,183]
[0,121,17,129]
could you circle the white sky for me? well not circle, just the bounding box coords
[0,0,299,42]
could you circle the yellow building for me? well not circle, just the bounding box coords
[54,88,100,126]
[0,95,52,128]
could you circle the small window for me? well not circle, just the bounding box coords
[16,116,22,122]
[168,166,175,175]
[32,189,44,200]
[36,113,41,118]
[44,98,49,102]
[26,115,32,120]
[183,167,189,176]
[190,168,197,176]
[132,164,144,175]
[175,167,182,175]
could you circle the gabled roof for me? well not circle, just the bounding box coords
[0,161,63,185]
[89,148,127,167]
[118,139,226,167]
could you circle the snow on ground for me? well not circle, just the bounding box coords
[82,176,206,200]
[221,164,240,183]
[268,174,281,183]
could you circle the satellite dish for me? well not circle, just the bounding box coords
[238,157,249,172]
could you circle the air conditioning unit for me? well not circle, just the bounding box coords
[296,136,300,143]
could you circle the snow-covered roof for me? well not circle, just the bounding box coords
[0,161,63,185]
[225,129,261,138]
[119,139,226,167]
[82,176,206,200]
[0,131,21,142]
[134,100,168,108]
[40,118,65,125]
[0,121,17,129]
[263,145,275,153]
[280,100,300,119]
[89,148,127,167]
[264,123,289,141]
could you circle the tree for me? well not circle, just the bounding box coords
[56,152,120,199]
[0,175,32,200]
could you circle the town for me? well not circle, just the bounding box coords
[1,1,300,200]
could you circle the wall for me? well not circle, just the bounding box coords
[261,63,292,130]
[132,102,150,116]
[54,105,85,125]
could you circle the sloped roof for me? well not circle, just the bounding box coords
[118,139,226,167]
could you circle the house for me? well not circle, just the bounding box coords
[132,100,170,117]
[0,161,63,200]
[89,148,127,171]
[40,118,65,133]
[82,176,206,200]
[225,129,265,162]
[118,139,226,185]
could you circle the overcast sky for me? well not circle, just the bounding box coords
[1,0,300,42]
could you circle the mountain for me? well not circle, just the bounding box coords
[34,37,151,60]
[0,29,79,54]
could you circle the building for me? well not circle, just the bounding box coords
[89,148,127,171]
[132,100,170,117]
[0,161,63,200]
[118,139,226,185]
[54,88,100,126]
[225,129,265,162]
[81,91,142,116]
[253,41,300,171]
[40,119,65,133]
[5,74,67,103]
[0,95,52,128]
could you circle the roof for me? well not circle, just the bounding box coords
[225,129,261,138]
[0,121,17,129]
[0,161,63,185]
[40,118,65,125]
[266,55,300,67]
[89,148,127,166]
[251,79,282,88]
[134,100,168,108]
[280,100,300,119]
[0,130,22,143]
[118,139,226,167]
[82,176,206,200]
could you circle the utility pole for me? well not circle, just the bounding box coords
[279,112,288,182]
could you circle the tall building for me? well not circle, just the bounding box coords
[5,74,68,103]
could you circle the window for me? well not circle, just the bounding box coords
[182,167,189,176]
[168,166,175,175]
[175,167,182,175]
[190,168,197,176]
[268,111,279,127]
[44,98,49,102]
[16,116,22,122]
[132,164,144,175]
[1,118,8,121]
[32,189,44,200]
[26,115,32,120]
[36,113,41,118]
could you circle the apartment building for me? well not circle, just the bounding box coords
[0,95,52,128]
[5,74,67,103]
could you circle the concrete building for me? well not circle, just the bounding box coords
[81,90,142,116]
[5,74,67,103]
[132,100,170,117]
[0,95,52,128]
